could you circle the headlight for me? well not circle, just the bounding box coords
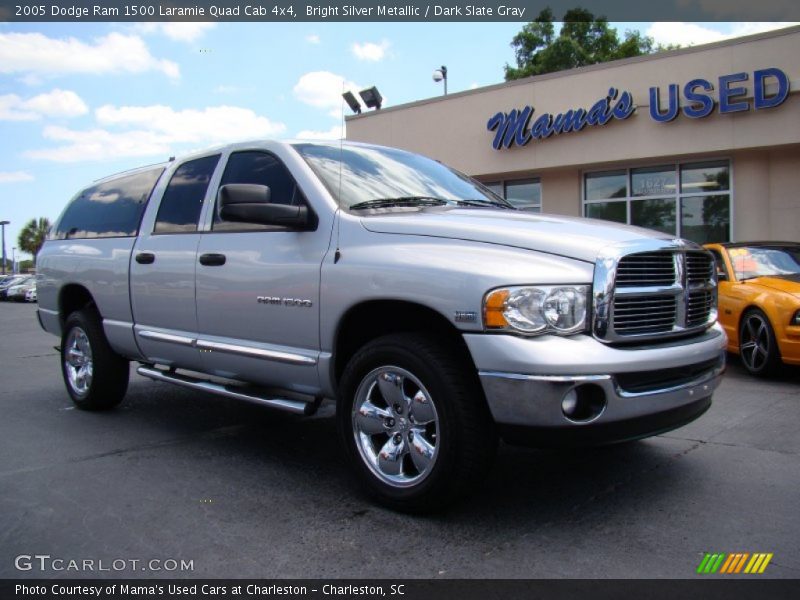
[792,310,800,327]
[483,285,589,335]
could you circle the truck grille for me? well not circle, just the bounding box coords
[615,252,676,287]
[613,295,677,334]
[594,246,717,343]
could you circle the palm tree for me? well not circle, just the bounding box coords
[17,217,51,267]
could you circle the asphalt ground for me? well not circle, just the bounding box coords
[1,301,798,579]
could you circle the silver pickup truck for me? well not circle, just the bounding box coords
[37,140,726,511]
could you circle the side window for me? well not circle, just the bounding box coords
[154,155,220,234]
[54,167,164,240]
[213,151,306,231]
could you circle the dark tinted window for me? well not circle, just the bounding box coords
[213,151,305,231]
[154,155,220,234]
[54,167,164,240]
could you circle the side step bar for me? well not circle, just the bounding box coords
[136,366,321,416]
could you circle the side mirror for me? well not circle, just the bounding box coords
[217,184,310,229]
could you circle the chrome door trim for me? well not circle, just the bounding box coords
[194,339,317,365]
[136,329,317,366]
[137,329,196,346]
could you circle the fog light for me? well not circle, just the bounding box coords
[561,384,607,422]
[561,389,579,417]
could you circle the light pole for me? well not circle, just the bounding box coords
[12,247,16,274]
[0,220,9,275]
[433,65,448,95]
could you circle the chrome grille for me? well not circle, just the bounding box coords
[686,251,714,284]
[616,252,676,287]
[593,243,717,343]
[613,296,677,333]
[687,290,715,327]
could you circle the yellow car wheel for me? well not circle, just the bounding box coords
[739,309,781,377]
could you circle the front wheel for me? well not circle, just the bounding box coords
[61,308,129,410]
[739,309,781,377]
[338,333,497,512]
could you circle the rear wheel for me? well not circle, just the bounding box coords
[61,308,129,410]
[739,309,781,377]
[338,333,497,512]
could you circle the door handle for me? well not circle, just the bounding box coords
[135,252,155,265]
[199,253,226,266]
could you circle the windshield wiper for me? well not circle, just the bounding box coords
[349,196,449,210]
[454,199,515,209]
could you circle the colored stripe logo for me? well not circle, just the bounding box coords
[697,552,773,574]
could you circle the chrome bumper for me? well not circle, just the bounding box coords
[465,324,727,444]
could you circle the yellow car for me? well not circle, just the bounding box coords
[704,242,800,376]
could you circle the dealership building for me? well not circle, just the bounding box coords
[346,26,800,244]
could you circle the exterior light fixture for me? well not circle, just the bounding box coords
[433,65,448,95]
[359,87,383,110]
[0,220,9,275]
[342,91,362,114]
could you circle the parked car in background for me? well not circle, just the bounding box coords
[705,242,800,376]
[25,286,37,303]
[0,275,32,300]
[8,278,36,302]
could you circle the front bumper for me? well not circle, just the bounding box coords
[465,323,727,446]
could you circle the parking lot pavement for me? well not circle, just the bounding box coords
[0,301,798,579]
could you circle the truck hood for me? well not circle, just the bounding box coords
[360,208,673,263]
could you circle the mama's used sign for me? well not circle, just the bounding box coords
[487,67,789,150]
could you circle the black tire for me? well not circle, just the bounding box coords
[61,308,129,410]
[337,333,497,513]
[739,308,782,377]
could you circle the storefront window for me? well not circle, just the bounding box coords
[585,170,626,200]
[631,166,676,197]
[482,178,542,212]
[583,160,731,243]
[631,198,676,234]
[585,201,626,223]
[483,182,503,198]
[680,161,730,193]
[680,195,730,244]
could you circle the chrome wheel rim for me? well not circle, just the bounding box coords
[352,366,439,488]
[65,327,93,396]
[740,314,770,372]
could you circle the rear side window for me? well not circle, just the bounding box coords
[154,155,220,234]
[54,167,164,240]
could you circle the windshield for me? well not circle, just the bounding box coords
[293,143,512,210]
[728,246,800,280]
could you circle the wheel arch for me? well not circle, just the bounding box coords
[332,300,477,387]
[58,283,97,326]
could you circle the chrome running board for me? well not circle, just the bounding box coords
[136,366,320,416]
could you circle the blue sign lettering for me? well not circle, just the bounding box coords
[649,84,679,122]
[718,72,750,113]
[753,68,789,109]
[488,67,790,149]
[487,87,635,149]
[683,79,715,119]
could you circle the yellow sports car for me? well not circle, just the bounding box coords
[704,242,800,376]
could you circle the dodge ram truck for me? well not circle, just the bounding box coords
[37,140,727,511]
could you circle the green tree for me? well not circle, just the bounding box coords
[17,217,51,266]
[505,8,669,80]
